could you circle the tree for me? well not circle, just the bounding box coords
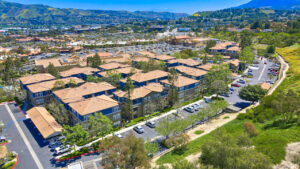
[86,75,102,83]
[239,85,267,103]
[106,70,121,88]
[272,89,300,124]
[167,68,179,106]
[53,80,65,90]
[144,141,159,157]
[46,100,71,125]
[47,63,59,78]
[68,78,77,88]
[165,133,190,150]
[124,77,134,120]
[87,112,113,138]
[213,54,224,64]
[267,45,276,54]
[240,31,253,49]
[240,46,255,65]
[155,117,175,139]
[172,160,198,169]
[62,124,90,147]
[210,80,228,97]
[205,40,217,53]
[102,132,150,169]
[200,130,272,169]
[206,64,231,86]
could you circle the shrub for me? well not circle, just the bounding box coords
[223,116,230,119]
[244,122,258,137]
[1,161,16,169]
[59,147,90,160]
[194,130,204,135]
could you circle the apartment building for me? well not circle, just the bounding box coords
[167,58,201,68]
[19,73,56,90]
[60,67,100,80]
[209,42,241,58]
[98,67,142,79]
[174,65,207,82]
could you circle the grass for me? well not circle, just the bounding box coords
[157,44,300,165]
[194,130,204,135]
[1,161,16,169]
[223,116,230,119]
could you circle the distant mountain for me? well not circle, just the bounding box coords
[0,1,188,26]
[236,0,300,10]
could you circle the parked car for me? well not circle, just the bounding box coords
[220,92,229,97]
[248,69,253,72]
[229,87,235,92]
[54,148,69,156]
[133,126,144,134]
[146,121,156,128]
[204,96,212,103]
[50,142,63,151]
[231,83,241,87]
[193,103,202,110]
[238,79,246,84]
[184,107,194,113]
[54,145,71,152]
[114,133,123,138]
[264,61,267,64]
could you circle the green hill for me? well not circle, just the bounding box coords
[0,1,188,25]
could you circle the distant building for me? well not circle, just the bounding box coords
[161,76,200,103]
[174,65,207,82]
[19,73,56,90]
[60,67,100,80]
[114,83,167,118]
[209,42,241,58]
[167,58,201,68]
[98,63,130,71]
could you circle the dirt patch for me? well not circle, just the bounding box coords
[274,142,300,169]
[0,146,8,159]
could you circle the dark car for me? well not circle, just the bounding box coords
[146,121,156,128]
[133,126,144,134]
[231,83,241,87]
[238,79,246,84]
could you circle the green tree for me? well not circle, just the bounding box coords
[239,85,267,103]
[244,122,258,137]
[200,130,272,169]
[240,46,255,65]
[53,80,65,90]
[124,76,134,120]
[87,112,113,138]
[205,40,217,53]
[144,141,159,157]
[102,132,150,169]
[106,70,121,88]
[167,68,179,106]
[155,117,175,139]
[240,31,253,49]
[213,54,224,64]
[210,80,228,97]
[47,63,59,78]
[62,124,90,147]
[68,78,77,88]
[86,75,102,83]
[172,160,198,169]
[206,64,231,86]
[267,45,276,54]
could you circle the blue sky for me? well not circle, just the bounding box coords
[6,0,251,14]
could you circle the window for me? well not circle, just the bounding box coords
[179,87,184,91]
[179,92,184,98]
[113,106,120,113]
[144,96,151,101]
[36,98,44,104]
[113,113,121,121]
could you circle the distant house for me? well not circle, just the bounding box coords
[120,70,168,89]
[209,42,241,58]
[113,83,167,118]
[197,64,216,71]
[19,73,56,90]
[145,54,176,62]
[27,107,63,140]
[167,59,201,68]
[68,95,121,126]
[26,77,84,106]
[160,76,200,103]
[224,59,241,72]
[131,57,150,66]
[98,63,130,71]
[35,58,63,72]
[174,65,207,82]
[60,67,100,80]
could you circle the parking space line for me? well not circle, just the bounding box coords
[4,104,44,169]
[258,64,267,81]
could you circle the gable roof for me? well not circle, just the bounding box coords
[69,95,119,116]
[60,67,99,78]
[114,83,164,100]
[175,65,207,77]
[27,107,62,139]
[98,67,142,77]
[19,73,56,85]
[131,70,168,83]
[197,64,216,71]
[27,77,84,93]
[98,63,130,70]
[53,82,116,104]
[161,75,199,88]
[168,59,201,67]
[35,58,63,68]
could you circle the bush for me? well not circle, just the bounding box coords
[59,147,90,160]
[244,122,258,137]
[223,116,230,119]
[194,130,204,135]
[125,117,145,127]
[1,161,16,169]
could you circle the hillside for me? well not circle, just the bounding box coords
[237,0,300,10]
[0,1,188,25]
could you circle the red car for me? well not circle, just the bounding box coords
[231,83,241,87]
[264,62,267,64]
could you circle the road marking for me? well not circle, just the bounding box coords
[4,104,44,169]
[258,63,267,81]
